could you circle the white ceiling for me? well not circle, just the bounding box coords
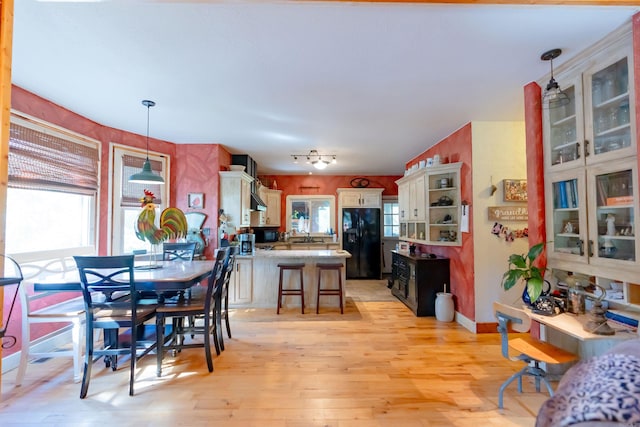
[11,1,640,175]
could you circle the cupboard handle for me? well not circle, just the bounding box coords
[413,208,418,217]
[578,239,584,256]
[584,140,589,157]
[576,141,581,159]
[588,240,594,257]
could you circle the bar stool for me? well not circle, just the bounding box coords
[277,263,306,314]
[316,263,344,314]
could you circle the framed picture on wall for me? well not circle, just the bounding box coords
[503,179,527,202]
[188,193,204,209]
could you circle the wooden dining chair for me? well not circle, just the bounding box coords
[493,301,578,409]
[74,255,157,398]
[155,248,229,377]
[162,242,196,262]
[215,245,236,352]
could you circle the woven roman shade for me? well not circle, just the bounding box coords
[9,121,99,195]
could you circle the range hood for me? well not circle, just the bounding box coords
[231,154,267,211]
[251,191,267,211]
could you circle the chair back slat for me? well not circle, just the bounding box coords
[74,255,136,308]
[162,242,197,261]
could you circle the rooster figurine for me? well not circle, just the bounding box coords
[135,189,188,245]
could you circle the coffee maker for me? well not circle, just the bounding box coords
[238,233,255,255]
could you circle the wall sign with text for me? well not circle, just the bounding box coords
[488,205,528,221]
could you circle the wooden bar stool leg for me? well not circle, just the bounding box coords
[277,267,284,314]
[299,268,305,314]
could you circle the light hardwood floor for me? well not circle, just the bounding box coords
[0,281,546,426]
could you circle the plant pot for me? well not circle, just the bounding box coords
[522,279,551,307]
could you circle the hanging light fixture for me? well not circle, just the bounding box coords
[541,48,570,110]
[291,149,336,170]
[129,99,165,184]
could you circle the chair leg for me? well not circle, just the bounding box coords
[129,326,137,396]
[16,317,31,387]
[71,318,83,383]
[224,294,232,339]
[215,295,225,352]
[204,312,214,372]
[498,368,526,409]
[80,320,94,399]
[156,315,165,377]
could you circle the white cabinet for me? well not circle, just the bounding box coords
[426,163,462,246]
[258,187,282,226]
[229,257,253,305]
[219,171,253,230]
[396,163,462,246]
[543,27,636,172]
[544,24,639,284]
[337,188,383,208]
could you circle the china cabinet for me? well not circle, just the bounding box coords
[337,188,383,208]
[397,162,462,246]
[219,171,253,230]
[543,24,639,285]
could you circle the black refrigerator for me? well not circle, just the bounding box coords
[342,208,381,279]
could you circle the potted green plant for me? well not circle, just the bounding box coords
[501,242,548,304]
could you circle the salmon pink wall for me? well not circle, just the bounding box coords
[258,174,401,229]
[174,144,231,259]
[405,124,475,320]
[4,86,226,356]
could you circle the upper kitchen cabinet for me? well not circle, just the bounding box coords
[396,162,462,246]
[543,22,639,283]
[543,26,636,172]
[337,188,383,208]
[258,186,282,227]
[220,171,253,230]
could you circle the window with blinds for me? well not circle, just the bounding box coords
[5,114,100,258]
[111,145,169,255]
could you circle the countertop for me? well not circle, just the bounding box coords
[253,249,351,258]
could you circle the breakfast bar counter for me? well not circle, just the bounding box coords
[240,249,351,310]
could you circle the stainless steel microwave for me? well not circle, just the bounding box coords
[253,228,279,243]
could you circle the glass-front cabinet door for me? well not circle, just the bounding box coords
[546,169,588,264]
[544,80,584,170]
[587,160,639,268]
[584,46,636,164]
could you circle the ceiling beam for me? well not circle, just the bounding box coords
[296,0,640,5]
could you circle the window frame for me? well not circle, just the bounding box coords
[383,199,400,238]
[109,143,170,255]
[6,111,100,261]
[285,195,336,236]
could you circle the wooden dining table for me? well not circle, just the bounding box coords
[34,260,216,301]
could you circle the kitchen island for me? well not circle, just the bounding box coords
[234,249,351,311]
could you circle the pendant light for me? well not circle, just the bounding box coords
[129,99,165,184]
[541,48,570,110]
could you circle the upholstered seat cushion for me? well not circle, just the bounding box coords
[536,340,640,427]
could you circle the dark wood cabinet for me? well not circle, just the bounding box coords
[389,250,450,316]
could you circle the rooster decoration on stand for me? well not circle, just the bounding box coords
[135,189,188,268]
